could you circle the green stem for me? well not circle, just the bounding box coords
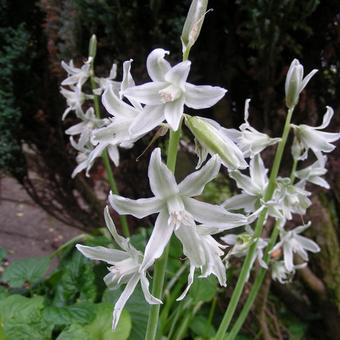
[145,127,182,340]
[89,63,130,237]
[208,297,217,324]
[227,154,299,339]
[215,107,294,340]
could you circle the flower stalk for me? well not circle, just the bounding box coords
[215,107,295,340]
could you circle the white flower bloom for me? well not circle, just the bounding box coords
[285,59,318,109]
[93,63,121,95]
[296,154,329,189]
[271,222,320,272]
[271,260,305,284]
[221,225,268,273]
[61,58,91,88]
[291,106,340,157]
[224,99,280,158]
[185,115,247,170]
[60,86,92,120]
[223,154,268,213]
[123,48,227,131]
[273,178,311,220]
[76,207,161,330]
[65,107,107,148]
[109,148,249,273]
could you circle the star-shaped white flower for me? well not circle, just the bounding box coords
[93,63,121,95]
[271,222,320,272]
[61,58,91,88]
[109,148,249,273]
[224,99,280,158]
[271,260,305,284]
[76,207,161,330]
[291,106,340,157]
[124,48,227,132]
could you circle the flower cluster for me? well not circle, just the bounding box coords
[60,2,339,331]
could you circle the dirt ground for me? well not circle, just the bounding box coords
[0,176,81,261]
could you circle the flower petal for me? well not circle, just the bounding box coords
[112,273,140,330]
[76,244,128,264]
[316,106,334,129]
[140,272,163,304]
[164,97,185,131]
[148,148,178,198]
[129,105,165,136]
[183,197,248,228]
[165,60,191,89]
[147,48,171,82]
[109,193,163,218]
[299,69,318,93]
[295,235,320,253]
[108,145,120,166]
[176,265,195,301]
[178,155,220,196]
[185,83,227,109]
[249,154,268,190]
[124,82,167,105]
[140,209,174,271]
[222,193,256,212]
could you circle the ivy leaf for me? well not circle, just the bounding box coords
[2,256,50,288]
[57,324,88,340]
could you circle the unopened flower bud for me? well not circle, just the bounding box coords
[88,34,97,59]
[181,0,209,57]
[284,59,318,109]
[185,115,247,170]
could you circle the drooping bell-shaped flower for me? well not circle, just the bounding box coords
[271,260,305,284]
[93,63,121,95]
[60,86,91,120]
[123,48,227,132]
[109,148,249,273]
[271,222,320,272]
[76,207,161,330]
[285,59,318,109]
[61,58,91,88]
[291,106,340,157]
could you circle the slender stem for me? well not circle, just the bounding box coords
[215,107,294,340]
[227,154,300,339]
[208,297,217,324]
[89,64,130,237]
[145,127,182,340]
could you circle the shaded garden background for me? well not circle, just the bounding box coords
[1,0,340,338]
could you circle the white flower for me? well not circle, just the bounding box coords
[109,148,249,273]
[296,154,329,189]
[93,63,121,95]
[65,107,107,148]
[291,106,340,157]
[224,99,280,158]
[61,59,91,88]
[123,48,227,132]
[185,115,247,170]
[221,225,268,273]
[223,154,269,213]
[76,207,161,330]
[271,260,305,284]
[285,59,318,109]
[271,222,320,272]
[60,86,92,120]
[273,178,311,220]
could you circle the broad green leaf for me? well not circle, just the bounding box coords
[0,287,9,301]
[2,256,50,288]
[189,276,217,303]
[57,324,89,340]
[103,286,149,340]
[43,302,96,326]
[0,248,6,262]
[84,303,131,340]
[190,315,216,338]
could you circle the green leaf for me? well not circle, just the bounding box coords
[43,302,96,326]
[84,303,131,340]
[57,324,89,340]
[103,286,149,340]
[190,315,216,338]
[0,248,6,262]
[189,276,217,304]
[2,256,50,288]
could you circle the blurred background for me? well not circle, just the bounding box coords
[0,0,339,338]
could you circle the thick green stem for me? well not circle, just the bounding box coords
[145,127,182,340]
[215,107,294,340]
[89,64,130,237]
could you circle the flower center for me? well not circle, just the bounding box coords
[159,84,182,103]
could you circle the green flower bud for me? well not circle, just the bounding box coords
[88,34,97,59]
